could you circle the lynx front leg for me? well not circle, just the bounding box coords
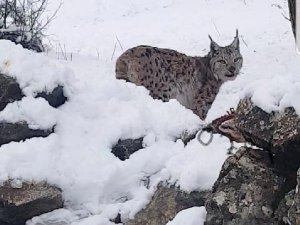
[190,85,218,120]
[191,96,212,120]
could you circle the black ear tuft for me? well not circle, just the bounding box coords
[209,34,220,52]
[231,29,239,49]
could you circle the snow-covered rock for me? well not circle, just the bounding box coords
[0,180,63,225]
[0,121,53,146]
[126,183,210,225]
[0,73,23,111]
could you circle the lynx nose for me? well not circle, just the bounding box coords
[229,66,235,73]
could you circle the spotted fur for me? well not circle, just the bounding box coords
[116,31,243,120]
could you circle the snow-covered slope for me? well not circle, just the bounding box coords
[0,0,299,224]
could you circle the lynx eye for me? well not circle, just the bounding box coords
[218,60,226,65]
[234,58,241,63]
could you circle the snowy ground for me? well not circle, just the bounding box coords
[0,0,300,224]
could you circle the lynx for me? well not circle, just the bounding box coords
[116,31,243,120]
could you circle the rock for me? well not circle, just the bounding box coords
[203,99,300,225]
[0,180,63,225]
[274,189,295,225]
[126,183,210,225]
[36,86,67,108]
[272,107,300,172]
[236,98,300,158]
[236,98,300,184]
[0,73,23,111]
[205,147,286,225]
[235,98,274,149]
[111,138,144,160]
[0,122,53,146]
[0,73,67,111]
[287,168,300,225]
[0,31,44,52]
[111,213,122,224]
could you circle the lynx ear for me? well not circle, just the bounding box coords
[230,29,239,49]
[209,35,220,52]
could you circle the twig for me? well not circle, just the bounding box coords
[241,35,248,48]
[211,18,220,36]
[4,0,8,28]
[271,3,290,21]
[111,41,117,60]
[116,35,124,52]
[58,42,67,60]
[38,2,63,32]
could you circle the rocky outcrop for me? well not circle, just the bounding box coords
[126,184,210,225]
[235,98,274,149]
[0,73,67,223]
[236,99,300,164]
[236,98,300,187]
[0,180,63,225]
[108,98,300,225]
[0,73,68,146]
[0,73,67,109]
[0,122,53,146]
[205,147,285,225]
[204,98,300,225]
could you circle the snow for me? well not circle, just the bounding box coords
[0,0,299,224]
[166,207,206,225]
[0,96,57,130]
[0,41,75,96]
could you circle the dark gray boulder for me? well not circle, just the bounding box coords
[0,31,44,53]
[126,183,210,225]
[205,147,286,225]
[111,138,144,160]
[235,98,274,149]
[0,180,63,225]
[236,99,300,186]
[0,73,67,110]
[0,73,23,111]
[36,85,67,108]
[236,99,300,162]
[272,107,300,172]
[0,122,53,146]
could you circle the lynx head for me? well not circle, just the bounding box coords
[208,30,243,82]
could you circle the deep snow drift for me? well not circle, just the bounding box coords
[0,0,299,224]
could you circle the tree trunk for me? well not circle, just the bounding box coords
[288,0,296,39]
[3,0,9,29]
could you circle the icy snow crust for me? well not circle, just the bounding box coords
[0,0,299,224]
